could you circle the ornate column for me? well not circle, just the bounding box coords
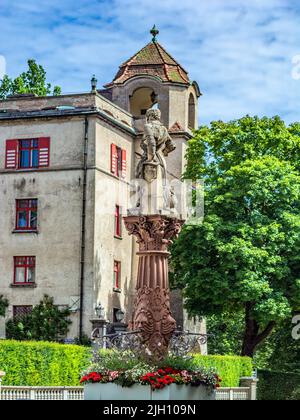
[124,215,184,360]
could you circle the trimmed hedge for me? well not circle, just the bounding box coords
[0,340,91,386]
[257,370,300,400]
[194,355,253,387]
[0,340,252,388]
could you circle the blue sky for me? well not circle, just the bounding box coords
[0,0,300,125]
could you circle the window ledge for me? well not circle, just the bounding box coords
[12,230,39,234]
[113,288,122,294]
[10,283,37,289]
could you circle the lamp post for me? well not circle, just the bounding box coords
[90,302,108,349]
[113,309,128,333]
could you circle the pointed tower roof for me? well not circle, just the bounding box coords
[105,27,190,87]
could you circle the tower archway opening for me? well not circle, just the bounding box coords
[130,87,157,117]
[188,93,196,129]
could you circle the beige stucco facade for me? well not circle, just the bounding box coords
[0,38,205,346]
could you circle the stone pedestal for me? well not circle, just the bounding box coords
[124,215,184,360]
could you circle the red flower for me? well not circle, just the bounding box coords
[164,367,177,375]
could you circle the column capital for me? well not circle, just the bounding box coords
[124,215,184,252]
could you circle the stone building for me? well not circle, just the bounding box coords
[0,29,204,342]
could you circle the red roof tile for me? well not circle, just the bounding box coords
[105,42,190,87]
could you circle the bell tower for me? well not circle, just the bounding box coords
[102,26,201,137]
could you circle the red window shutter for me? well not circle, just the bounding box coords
[111,144,118,175]
[121,149,127,179]
[38,137,50,167]
[5,139,18,169]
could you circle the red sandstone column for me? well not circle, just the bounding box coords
[124,215,184,361]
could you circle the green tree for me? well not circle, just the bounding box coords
[0,295,8,317]
[266,318,300,373]
[6,295,71,342]
[0,59,61,99]
[206,312,244,355]
[171,116,300,357]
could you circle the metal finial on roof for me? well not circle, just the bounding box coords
[150,25,159,43]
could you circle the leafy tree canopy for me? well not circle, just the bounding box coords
[0,59,61,99]
[171,116,300,357]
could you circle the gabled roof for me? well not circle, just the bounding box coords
[105,41,190,87]
[169,121,184,132]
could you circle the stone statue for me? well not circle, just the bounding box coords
[134,109,177,213]
[137,109,176,182]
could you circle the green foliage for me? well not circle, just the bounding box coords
[206,312,244,355]
[288,387,300,400]
[206,312,300,374]
[193,355,253,387]
[0,340,91,386]
[74,334,92,347]
[263,318,300,373]
[171,116,300,356]
[0,295,8,317]
[0,59,61,99]
[184,116,300,180]
[257,370,300,400]
[6,295,72,342]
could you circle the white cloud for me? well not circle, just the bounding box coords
[0,0,299,124]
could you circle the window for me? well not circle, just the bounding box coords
[19,139,39,168]
[111,144,126,178]
[13,305,33,321]
[113,261,121,290]
[14,257,36,285]
[188,93,196,129]
[16,199,38,231]
[113,308,121,323]
[5,137,50,170]
[115,205,122,238]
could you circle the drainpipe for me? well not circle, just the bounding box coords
[79,117,89,341]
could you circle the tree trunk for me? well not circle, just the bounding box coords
[241,303,276,357]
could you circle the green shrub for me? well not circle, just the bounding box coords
[258,370,300,400]
[6,295,71,342]
[0,340,91,386]
[193,355,253,387]
[288,387,300,400]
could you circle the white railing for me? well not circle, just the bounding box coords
[0,386,84,400]
[216,387,251,400]
[0,386,252,400]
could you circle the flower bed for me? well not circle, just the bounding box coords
[81,365,221,390]
[81,352,225,400]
